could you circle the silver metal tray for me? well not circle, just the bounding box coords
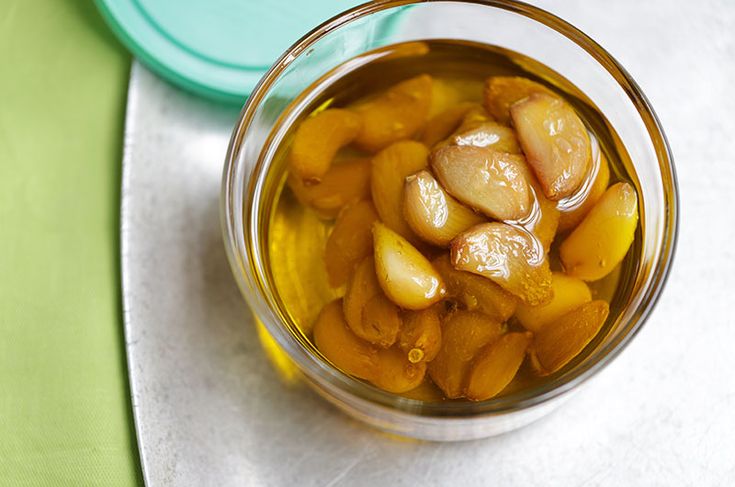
[121,1,735,484]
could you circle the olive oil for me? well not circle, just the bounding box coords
[262,40,641,401]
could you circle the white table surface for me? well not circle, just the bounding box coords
[121,1,735,485]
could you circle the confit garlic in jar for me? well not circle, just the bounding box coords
[268,40,639,402]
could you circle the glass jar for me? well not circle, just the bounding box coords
[221,0,678,441]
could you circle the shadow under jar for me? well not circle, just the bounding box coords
[222,0,677,441]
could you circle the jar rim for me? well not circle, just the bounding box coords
[221,0,679,417]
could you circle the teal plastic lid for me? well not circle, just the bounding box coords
[95,0,362,104]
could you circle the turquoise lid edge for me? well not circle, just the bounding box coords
[95,0,405,105]
[95,0,250,105]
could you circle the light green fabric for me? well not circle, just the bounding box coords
[0,1,140,485]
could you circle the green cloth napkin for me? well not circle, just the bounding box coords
[0,1,140,485]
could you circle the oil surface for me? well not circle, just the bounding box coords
[262,40,640,401]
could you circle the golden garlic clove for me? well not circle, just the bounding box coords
[371,140,429,243]
[287,157,371,219]
[324,200,379,288]
[530,300,609,375]
[453,104,495,133]
[399,378,445,402]
[515,272,591,332]
[466,332,532,401]
[371,346,427,393]
[431,145,532,221]
[403,170,485,247]
[360,293,402,349]
[420,102,479,148]
[511,93,592,200]
[451,222,553,306]
[428,311,504,399]
[313,300,426,393]
[529,186,561,252]
[353,75,433,152]
[449,121,521,154]
[432,254,518,322]
[560,182,638,281]
[428,79,465,119]
[558,151,611,233]
[373,222,446,310]
[343,256,406,349]
[483,76,557,123]
[313,299,378,380]
[506,155,561,251]
[399,306,442,363]
[289,109,362,182]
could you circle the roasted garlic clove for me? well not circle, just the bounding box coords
[508,156,561,251]
[515,272,591,332]
[560,182,638,281]
[289,109,362,182]
[449,121,521,154]
[371,140,429,243]
[530,300,609,376]
[361,294,403,349]
[428,79,465,118]
[420,102,479,148]
[431,145,532,221]
[483,76,557,123]
[454,104,495,133]
[403,170,485,247]
[399,306,442,363]
[287,157,371,218]
[313,300,426,393]
[371,346,428,393]
[466,332,532,401]
[432,254,518,322]
[511,93,591,200]
[353,75,433,152]
[343,257,400,347]
[521,185,561,253]
[324,200,378,287]
[399,378,445,402]
[428,311,504,399]
[313,300,377,380]
[451,222,553,306]
[558,151,611,233]
[373,222,446,310]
